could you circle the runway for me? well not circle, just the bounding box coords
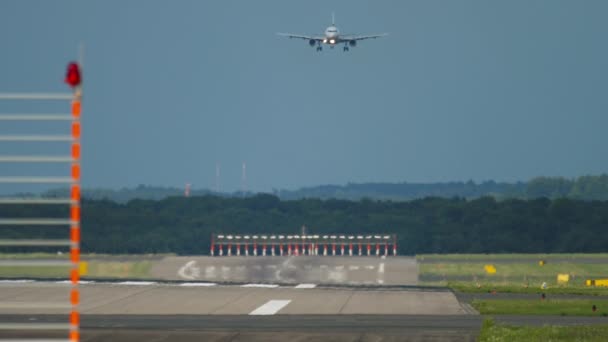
[0,282,466,315]
[3,256,607,341]
[152,256,418,285]
[0,279,475,341]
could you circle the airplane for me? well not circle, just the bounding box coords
[277,13,388,51]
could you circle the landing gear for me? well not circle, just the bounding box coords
[316,45,323,52]
[343,45,349,52]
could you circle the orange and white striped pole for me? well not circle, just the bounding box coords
[69,91,81,342]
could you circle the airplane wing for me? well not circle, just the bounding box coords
[277,33,325,42]
[340,33,389,42]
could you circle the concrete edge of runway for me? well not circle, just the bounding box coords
[0,277,452,291]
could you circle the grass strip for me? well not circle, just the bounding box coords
[0,261,152,279]
[449,282,608,296]
[418,253,608,261]
[86,261,152,279]
[479,318,608,342]
[472,299,608,316]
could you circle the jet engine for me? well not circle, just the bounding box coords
[349,40,357,47]
[309,39,316,47]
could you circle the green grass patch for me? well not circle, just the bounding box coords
[0,253,164,279]
[473,299,608,316]
[0,261,153,279]
[0,253,174,260]
[86,261,152,279]
[0,266,70,278]
[420,261,607,279]
[418,253,608,261]
[479,318,608,342]
[449,282,608,296]
[419,258,608,294]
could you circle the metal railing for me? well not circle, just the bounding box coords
[0,90,82,342]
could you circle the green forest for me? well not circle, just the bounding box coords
[1,195,607,255]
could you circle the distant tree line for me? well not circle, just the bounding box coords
[31,174,608,203]
[1,195,607,255]
[279,175,608,201]
[276,180,526,201]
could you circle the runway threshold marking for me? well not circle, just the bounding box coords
[294,283,316,289]
[249,300,291,315]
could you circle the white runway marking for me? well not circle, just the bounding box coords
[377,262,385,284]
[178,260,199,280]
[0,280,33,284]
[365,265,375,270]
[294,283,317,289]
[179,282,217,287]
[348,265,360,271]
[0,302,71,309]
[328,271,346,282]
[241,284,279,288]
[117,281,157,286]
[55,280,94,285]
[249,300,291,315]
[205,266,217,279]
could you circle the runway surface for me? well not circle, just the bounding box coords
[2,314,608,341]
[0,278,475,341]
[0,315,482,342]
[151,256,419,285]
[0,282,466,315]
[3,256,607,341]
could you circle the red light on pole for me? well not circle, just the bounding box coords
[65,62,82,88]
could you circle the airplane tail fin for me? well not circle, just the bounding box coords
[331,12,335,25]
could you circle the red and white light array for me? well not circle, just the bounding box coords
[211,234,398,257]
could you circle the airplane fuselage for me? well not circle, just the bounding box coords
[323,25,340,44]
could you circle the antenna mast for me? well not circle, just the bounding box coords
[215,162,221,193]
[241,162,247,194]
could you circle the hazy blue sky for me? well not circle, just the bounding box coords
[1,0,607,193]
